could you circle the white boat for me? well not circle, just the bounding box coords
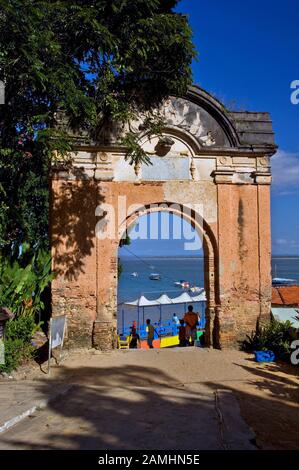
[149,273,161,281]
[272,277,297,286]
[189,286,203,294]
[181,281,190,289]
[174,280,190,289]
[131,272,138,278]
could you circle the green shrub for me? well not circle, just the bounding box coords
[243,319,298,361]
[0,339,35,373]
[0,245,52,374]
[4,316,41,343]
[0,245,55,318]
[0,316,40,374]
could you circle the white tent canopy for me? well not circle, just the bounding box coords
[124,290,206,308]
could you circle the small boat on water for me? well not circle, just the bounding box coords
[189,286,203,294]
[181,281,190,289]
[131,272,138,278]
[174,280,190,289]
[272,277,297,286]
[149,273,161,281]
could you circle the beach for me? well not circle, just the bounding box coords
[117,256,299,330]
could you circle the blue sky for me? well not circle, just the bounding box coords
[121,0,299,258]
[120,213,203,258]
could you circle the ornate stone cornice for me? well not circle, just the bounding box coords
[212,170,235,184]
[252,171,272,185]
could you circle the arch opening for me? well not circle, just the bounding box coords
[116,203,220,349]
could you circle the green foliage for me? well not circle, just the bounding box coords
[0,0,196,252]
[0,244,55,317]
[4,316,40,343]
[0,144,50,253]
[121,133,152,166]
[0,339,32,373]
[243,319,298,361]
[0,339,36,373]
[0,316,39,373]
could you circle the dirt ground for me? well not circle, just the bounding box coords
[57,347,299,450]
[1,347,299,450]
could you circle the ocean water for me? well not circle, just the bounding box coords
[117,256,299,330]
[118,257,204,330]
[271,257,299,281]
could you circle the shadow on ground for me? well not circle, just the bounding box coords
[0,365,222,450]
[212,360,299,450]
[0,353,298,450]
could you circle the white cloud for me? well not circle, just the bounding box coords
[275,238,288,245]
[275,238,299,248]
[271,150,299,194]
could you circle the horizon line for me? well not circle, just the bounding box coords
[120,254,299,259]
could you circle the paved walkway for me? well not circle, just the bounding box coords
[0,347,298,450]
[0,348,257,450]
[0,380,71,435]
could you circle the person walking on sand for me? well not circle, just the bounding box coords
[183,305,198,346]
[146,318,155,349]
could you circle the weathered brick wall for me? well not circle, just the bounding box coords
[50,88,275,351]
[51,176,271,350]
[51,178,98,348]
[92,321,117,350]
[217,184,271,348]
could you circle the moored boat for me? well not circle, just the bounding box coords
[149,273,161,280]
[174,280,190,289]
[272,277,297,286]
[189,286,202,294]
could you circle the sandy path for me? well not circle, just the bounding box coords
[53,347,299,450]
[1,348,298,449]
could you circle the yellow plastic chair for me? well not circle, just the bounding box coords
[117,335,131,350]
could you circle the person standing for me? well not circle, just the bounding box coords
[178,319,187,347]
[129,327,141,349]
[172,313,180,325]
[146,318,155,349]
[183,305,198,346]
[197,311,201,328]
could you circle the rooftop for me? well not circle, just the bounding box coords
[272,286,299,306]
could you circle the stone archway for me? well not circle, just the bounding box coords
[50,86,277,350]
[117,202,219,348]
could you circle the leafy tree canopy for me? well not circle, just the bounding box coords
[0,0,196,253]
